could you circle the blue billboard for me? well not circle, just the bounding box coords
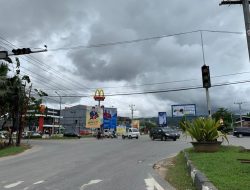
[103,108,117,130]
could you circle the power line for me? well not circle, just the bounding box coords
[38,70,250,91]
[0,37,92,93]
[46,79,250,98]
[49,29,242,52]
[0,41,86,95]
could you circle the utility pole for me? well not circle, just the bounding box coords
[129,105,136,121]
[234,102,245,127]
[220,0,250,61]
[55,91,62,127]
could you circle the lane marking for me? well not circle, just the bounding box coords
[80,179,102,190]
[145,174,164,190]
[4,181,24,189]
[144,178,155,190]
[33,180,44,185]
[23,187,29,190]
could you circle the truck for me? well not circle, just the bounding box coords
[122,128,140,139]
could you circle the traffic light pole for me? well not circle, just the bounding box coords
[200,31,212,117]
[206,88,211,118]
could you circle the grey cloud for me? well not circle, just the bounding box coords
[0,0,249,116]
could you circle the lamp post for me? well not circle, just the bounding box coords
[55,91,62,128]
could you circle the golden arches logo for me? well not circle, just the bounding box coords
[94,89,105,101]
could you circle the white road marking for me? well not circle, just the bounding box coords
[4,181,24,189]
[144,178,155,190]
[80,179,102,190]
[33,180,44,185]
[23,187,29,190]
[144,174,164,190]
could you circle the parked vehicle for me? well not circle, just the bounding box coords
[150,127,180,141]
[122,128,140,139]
[23,131,42,139]
[0,131,8,139]
[233,127,250,137]
[63,132,81,139]
[103,129,112,138]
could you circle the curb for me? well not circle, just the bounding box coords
[183,151,218,190]
[152,156,177,190]
[151,170,176,190]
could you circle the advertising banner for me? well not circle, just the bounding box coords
[86,106,103,128]
[103,108,117,130]
[171,104,196,117]
[132,120,140,129]
[158,112,167,126]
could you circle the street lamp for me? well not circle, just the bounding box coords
[55,91,62,127]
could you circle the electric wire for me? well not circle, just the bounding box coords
[46,79,250,98]
[49,29,243,51]
[0,37,92,93]
[0,41,85,95]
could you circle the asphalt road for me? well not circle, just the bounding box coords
[0,135,249,190]
[0,135,191,190]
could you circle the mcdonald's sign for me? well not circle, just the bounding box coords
[94,89,105,101]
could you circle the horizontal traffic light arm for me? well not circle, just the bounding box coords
[9,47,47,56]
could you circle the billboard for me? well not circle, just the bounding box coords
[171,104,196,117]
[132,120,140,129]
[158,112,167,126]
[103,108,117,130]
[86,106,103,128]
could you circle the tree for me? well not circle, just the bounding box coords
[0,58,47,146]
[212,108,234,132]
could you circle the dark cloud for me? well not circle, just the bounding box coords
[0,0,249,116]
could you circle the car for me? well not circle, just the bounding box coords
[122,128,140,139]
[63,132,81,139]
[23,131,42,139]
[150,127,180,141]
[233,127,250,137]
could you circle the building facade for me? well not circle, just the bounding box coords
[61,105,117,133]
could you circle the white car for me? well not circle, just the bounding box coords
[122,128,140,139]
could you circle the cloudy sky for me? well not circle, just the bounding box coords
[1,0,250,117]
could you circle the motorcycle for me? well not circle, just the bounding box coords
[110,132,117,138]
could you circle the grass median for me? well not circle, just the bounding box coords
[0,145,29,158]
[166,146,250,190]
[165,152,195,190]
[187,146,250,190]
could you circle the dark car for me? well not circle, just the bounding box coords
[150,127,180,141]
[233,127,250,137]
[63,132,81,139]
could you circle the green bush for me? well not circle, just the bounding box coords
[180,118,228,142]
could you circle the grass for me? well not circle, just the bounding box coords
[187,146,250,190]
[165,152,196,190]
[0,145,29,158]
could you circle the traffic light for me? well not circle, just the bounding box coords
[12,48,32,55]
[201,65,211,88]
